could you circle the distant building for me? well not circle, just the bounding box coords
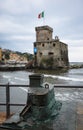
[0,47,2,61]
[9,52,27,63]
[33,25,69,69]
[10,53,20,61]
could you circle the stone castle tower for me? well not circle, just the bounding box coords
[0,47,2,61]
[33,25,69,69]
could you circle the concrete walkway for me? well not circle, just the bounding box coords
[0,102,83,130]
[76,102,83,130]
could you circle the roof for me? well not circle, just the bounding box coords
[35,25,53,32]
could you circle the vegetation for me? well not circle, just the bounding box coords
[40,57,54,68]
[23,53,34,61]
[4,52,10,60]
[2,49,33,61]
[2,50,10,60]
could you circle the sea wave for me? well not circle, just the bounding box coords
[44,74,83,82]
[2,75,11,79]
[2,74,28,82]
[14,77,28,81]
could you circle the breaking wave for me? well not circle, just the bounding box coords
[44,74,83,82]
[2,75,11,79]
[14,77,28,81]
[2,75,28,81]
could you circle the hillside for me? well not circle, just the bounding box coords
[2,49,34,62]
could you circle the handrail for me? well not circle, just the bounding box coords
[0,83,29,118]
[0,84,83,88]
[54,85,83,88]
[0,83,83,119]
[0,84,29,87]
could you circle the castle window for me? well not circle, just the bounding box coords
[39,52,42,57]
[34,43,36,47]
[48,52,54,55]
[47,38,49,40]
[42,44,44,47]
[62,58,63,61]
[53,43,55,47]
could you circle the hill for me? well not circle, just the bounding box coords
[2,49,34,62]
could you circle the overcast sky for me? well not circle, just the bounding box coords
[0,0,83,62]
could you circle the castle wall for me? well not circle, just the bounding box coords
[34,26,69,69]
[0,48,2,61]
[35,26,53,42]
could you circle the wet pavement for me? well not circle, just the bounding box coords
[0,101,83,130]
[76,102,83,130]
[0,87,83,130]
[52,88,83,130]
[53,101,76,130]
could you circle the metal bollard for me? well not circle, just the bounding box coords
[6,82,10,119]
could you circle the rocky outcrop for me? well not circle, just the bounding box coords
[69,64,83,69]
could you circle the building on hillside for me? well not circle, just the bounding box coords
[9,52,27,63]
[0,47,2,61]
[33,25,69,69]
[9,53,20,62]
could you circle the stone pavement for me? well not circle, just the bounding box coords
[0,102,83,130]
[52,101,83,130]
[76,102,83,130]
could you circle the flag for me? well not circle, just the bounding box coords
[38,11,44,18]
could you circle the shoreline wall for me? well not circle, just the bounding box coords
[0,66,26,71]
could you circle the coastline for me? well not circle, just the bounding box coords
[0,65,26,71]
[0,63,83,71]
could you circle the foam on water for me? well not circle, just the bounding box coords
[2,73,29,85]
[19,87,28,93]
[44,74,83,82]
[2,75,11,79]
[14,77,28,81]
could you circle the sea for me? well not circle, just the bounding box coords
[0,62,83,130]
[0,62,83,86]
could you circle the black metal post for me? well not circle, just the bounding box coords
[6,82,10,119]
[34,52,37,67]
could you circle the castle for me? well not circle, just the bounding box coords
[33,25,69,69]
[0,47,2,61]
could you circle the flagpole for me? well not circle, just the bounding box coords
[38,11,45,26]
[43,11,45,25]
[43,16,45,25]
